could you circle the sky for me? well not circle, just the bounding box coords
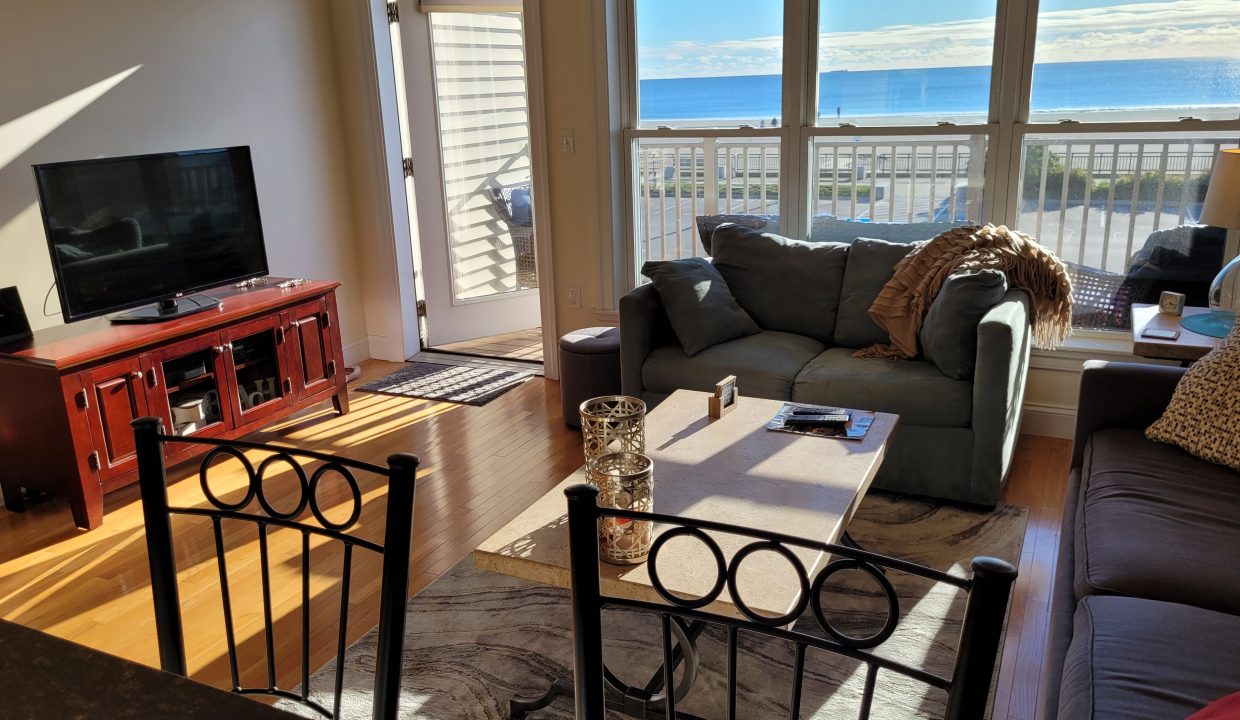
[636,0,1240,78]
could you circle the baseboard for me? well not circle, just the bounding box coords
[1020,402,1076,439]
[343,337,371,367]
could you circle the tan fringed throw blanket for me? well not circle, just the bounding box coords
[856,224,1073,358]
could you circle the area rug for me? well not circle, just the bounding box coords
[358,361,534,406]
[279,493,1026,719]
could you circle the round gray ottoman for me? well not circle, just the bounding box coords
[559,326,622,428]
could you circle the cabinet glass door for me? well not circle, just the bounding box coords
[157,342,230,438]
[225,317,291,425]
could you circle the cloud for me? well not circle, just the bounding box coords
[638,0,1240,78]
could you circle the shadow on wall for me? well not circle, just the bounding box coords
[0,63,144,327]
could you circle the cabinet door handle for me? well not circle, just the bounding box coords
[132,371,143,380]
[321,312,331,329]
[283,377,292,394]
[76,389,89,410]
[146,368,158,389]
[87,451,100,471]
[291,319,303,328]
[212,345,225,356]
[276,326,285,344]
[326,360,337,378]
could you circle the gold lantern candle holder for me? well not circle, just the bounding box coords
[579,395,646,462]
[587,451,654,565]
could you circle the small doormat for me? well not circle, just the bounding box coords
[358,361,534,406]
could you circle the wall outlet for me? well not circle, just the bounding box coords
[568,285,582,309]
[559,128,575,154]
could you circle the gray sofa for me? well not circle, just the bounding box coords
[619,225,1033,506]
[1041,361,1240,719]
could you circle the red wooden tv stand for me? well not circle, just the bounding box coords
[0,278,349,530]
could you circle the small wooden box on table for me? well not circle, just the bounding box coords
[0,279,349,530]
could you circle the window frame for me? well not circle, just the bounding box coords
[614,0,1240,325]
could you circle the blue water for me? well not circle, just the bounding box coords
[639,58,1240,122]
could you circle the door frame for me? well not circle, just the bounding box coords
[395,0,559,376]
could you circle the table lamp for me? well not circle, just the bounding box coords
[1183,148,1240,338]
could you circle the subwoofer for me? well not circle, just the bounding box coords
[0,287,33,347]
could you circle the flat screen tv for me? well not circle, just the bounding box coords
[33,146,269,324]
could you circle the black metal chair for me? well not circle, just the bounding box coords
[563,483,1017,720]
[132,417,419,720]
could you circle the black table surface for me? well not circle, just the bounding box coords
[0,618,297,719]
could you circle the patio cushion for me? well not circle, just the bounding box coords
[710,224,849,345]
[1058,595,1240,720]
[790,348,972,427]
[1075,428,1240,615]
[833,238,917,348]
[642,330,824,400]
[641,257,760,356]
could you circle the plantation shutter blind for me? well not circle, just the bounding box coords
[418,0,521,11]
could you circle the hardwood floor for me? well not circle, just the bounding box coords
[0,359,1071,719]
[433,327,545,362]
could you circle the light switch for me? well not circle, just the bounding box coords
[559,128,575,154]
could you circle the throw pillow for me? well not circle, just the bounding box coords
[919,269,1009,380]
[833,238,919,347]
[1146,322,1240,471]
[641,257,760,356]
[709,223,848,344]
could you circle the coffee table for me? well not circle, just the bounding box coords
[475,389,898,717]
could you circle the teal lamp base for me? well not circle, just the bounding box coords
[1182,311,1237,338]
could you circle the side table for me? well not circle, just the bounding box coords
[1131,303,1222,363]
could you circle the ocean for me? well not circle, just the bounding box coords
[638,58,1240,122]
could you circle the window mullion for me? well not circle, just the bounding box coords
[780,0,812,241]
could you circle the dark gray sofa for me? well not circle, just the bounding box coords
[619,228,1033,507]
[1041,361,1240,719]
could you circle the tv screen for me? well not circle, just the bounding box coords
[34,146,269,322]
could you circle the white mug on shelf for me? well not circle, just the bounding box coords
[172,398,205,425]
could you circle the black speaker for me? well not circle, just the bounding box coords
[0,287,33,347]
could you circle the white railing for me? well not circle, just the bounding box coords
[636,136,987,263]
[636,135,1236,276]
[1016,135,1237,274]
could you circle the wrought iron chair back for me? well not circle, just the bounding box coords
[563,484,1017,720]
[131,417,419,720]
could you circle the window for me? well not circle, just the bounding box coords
[816,0,996,127]
[620,0,1240,332]
[630,2,785,266]
[1015,0,1240,329]
[428,12,537,301]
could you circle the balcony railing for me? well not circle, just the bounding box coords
[1017,135,1236,275]
[636,135,1236,281]
[636,136,986,263]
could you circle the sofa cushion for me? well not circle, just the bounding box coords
[790,348,972,427]
[1075,428,1240,615]
[641,257,760,356]
[642,330,825,400]
[1146,320,1240,471]
[833,238,917,348]
[710,224,848,345]
[919,269,1008,380]
[1058,595,1240,720]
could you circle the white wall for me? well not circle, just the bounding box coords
[0,0,369,362]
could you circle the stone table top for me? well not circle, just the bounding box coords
[0,618,297,719]
[475,390,898,618]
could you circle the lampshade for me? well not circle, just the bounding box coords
[1201,148,1240,229]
